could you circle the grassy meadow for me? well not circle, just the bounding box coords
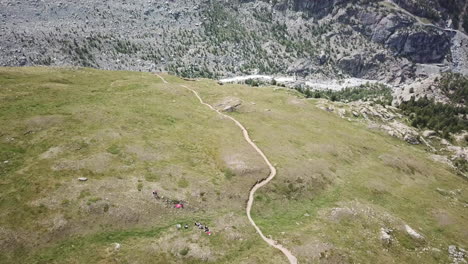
[0,67,466,263]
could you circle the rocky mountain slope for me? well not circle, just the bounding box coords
[1,0,467,83]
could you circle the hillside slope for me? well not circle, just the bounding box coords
[1,0,467,82]
[0,67,466,263]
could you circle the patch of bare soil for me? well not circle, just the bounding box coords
[293,241,334,260]
[432,209,455,226]
[214,212,250,241]
[320,201,401,226]
[125,145,160,162]
[379,154,426,175]
[25,115,64,131]
[92,129,122,141]
[222,153,265,177]
[288,98,306,106]
[52,152,113,173]
[149,231,217,262]
[0,227,28,253]
[39,146,64,159]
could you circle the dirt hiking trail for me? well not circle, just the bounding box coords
[155,74,298,264]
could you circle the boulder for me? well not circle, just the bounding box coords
[404,134,420,145]
[404,224,424,240]
[113,243,121,251]
[216,97,242,112]
[223,103,241,112]
[380,228,393,245]
[423,130,436,137]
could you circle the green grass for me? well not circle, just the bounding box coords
[190,79,468,263]
[0,67,466,263]
[0,67,281,264]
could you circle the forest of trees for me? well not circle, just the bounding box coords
[399,97,468,139]
[437,73,468,105]
[295,83,393,105]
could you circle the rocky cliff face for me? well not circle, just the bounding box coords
[392,0,468,31]
[386,26,453,63]
[0,0,466,83]
[336,2,455,64]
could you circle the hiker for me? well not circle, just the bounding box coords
[206,231,212,236]
[152,190,159,199]
[175,203,183,209]
[204,226,209,232]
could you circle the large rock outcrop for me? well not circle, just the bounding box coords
[356,12,414,43]
[386,27,453,63]
[290,0,350,18]
[336,5,453,64]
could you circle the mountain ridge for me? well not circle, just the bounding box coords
[1,0,467,83]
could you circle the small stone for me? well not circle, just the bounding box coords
[304,213,310,217]
[422,130,436,137]
[3,160,9,164]
[380,228,392,245]
[404,134,420,145]
[441,139,450,145]
[448,245,456,254]
[78,177,88,181]
[405,225,424,240]
[113,243,121,251]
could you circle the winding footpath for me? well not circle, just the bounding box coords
[155,74,298,264]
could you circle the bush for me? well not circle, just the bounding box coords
[453,158,467,174]
[222,168,236,180]
[107,144,120,155]
[245,79,260,87]
[179,248,190,256]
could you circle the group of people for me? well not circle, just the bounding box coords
[152,190,185,209]
[154,191,212,235]
[194,222,212,236]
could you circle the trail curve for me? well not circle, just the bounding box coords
[155,73,297,264]
[180,84,298,264]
